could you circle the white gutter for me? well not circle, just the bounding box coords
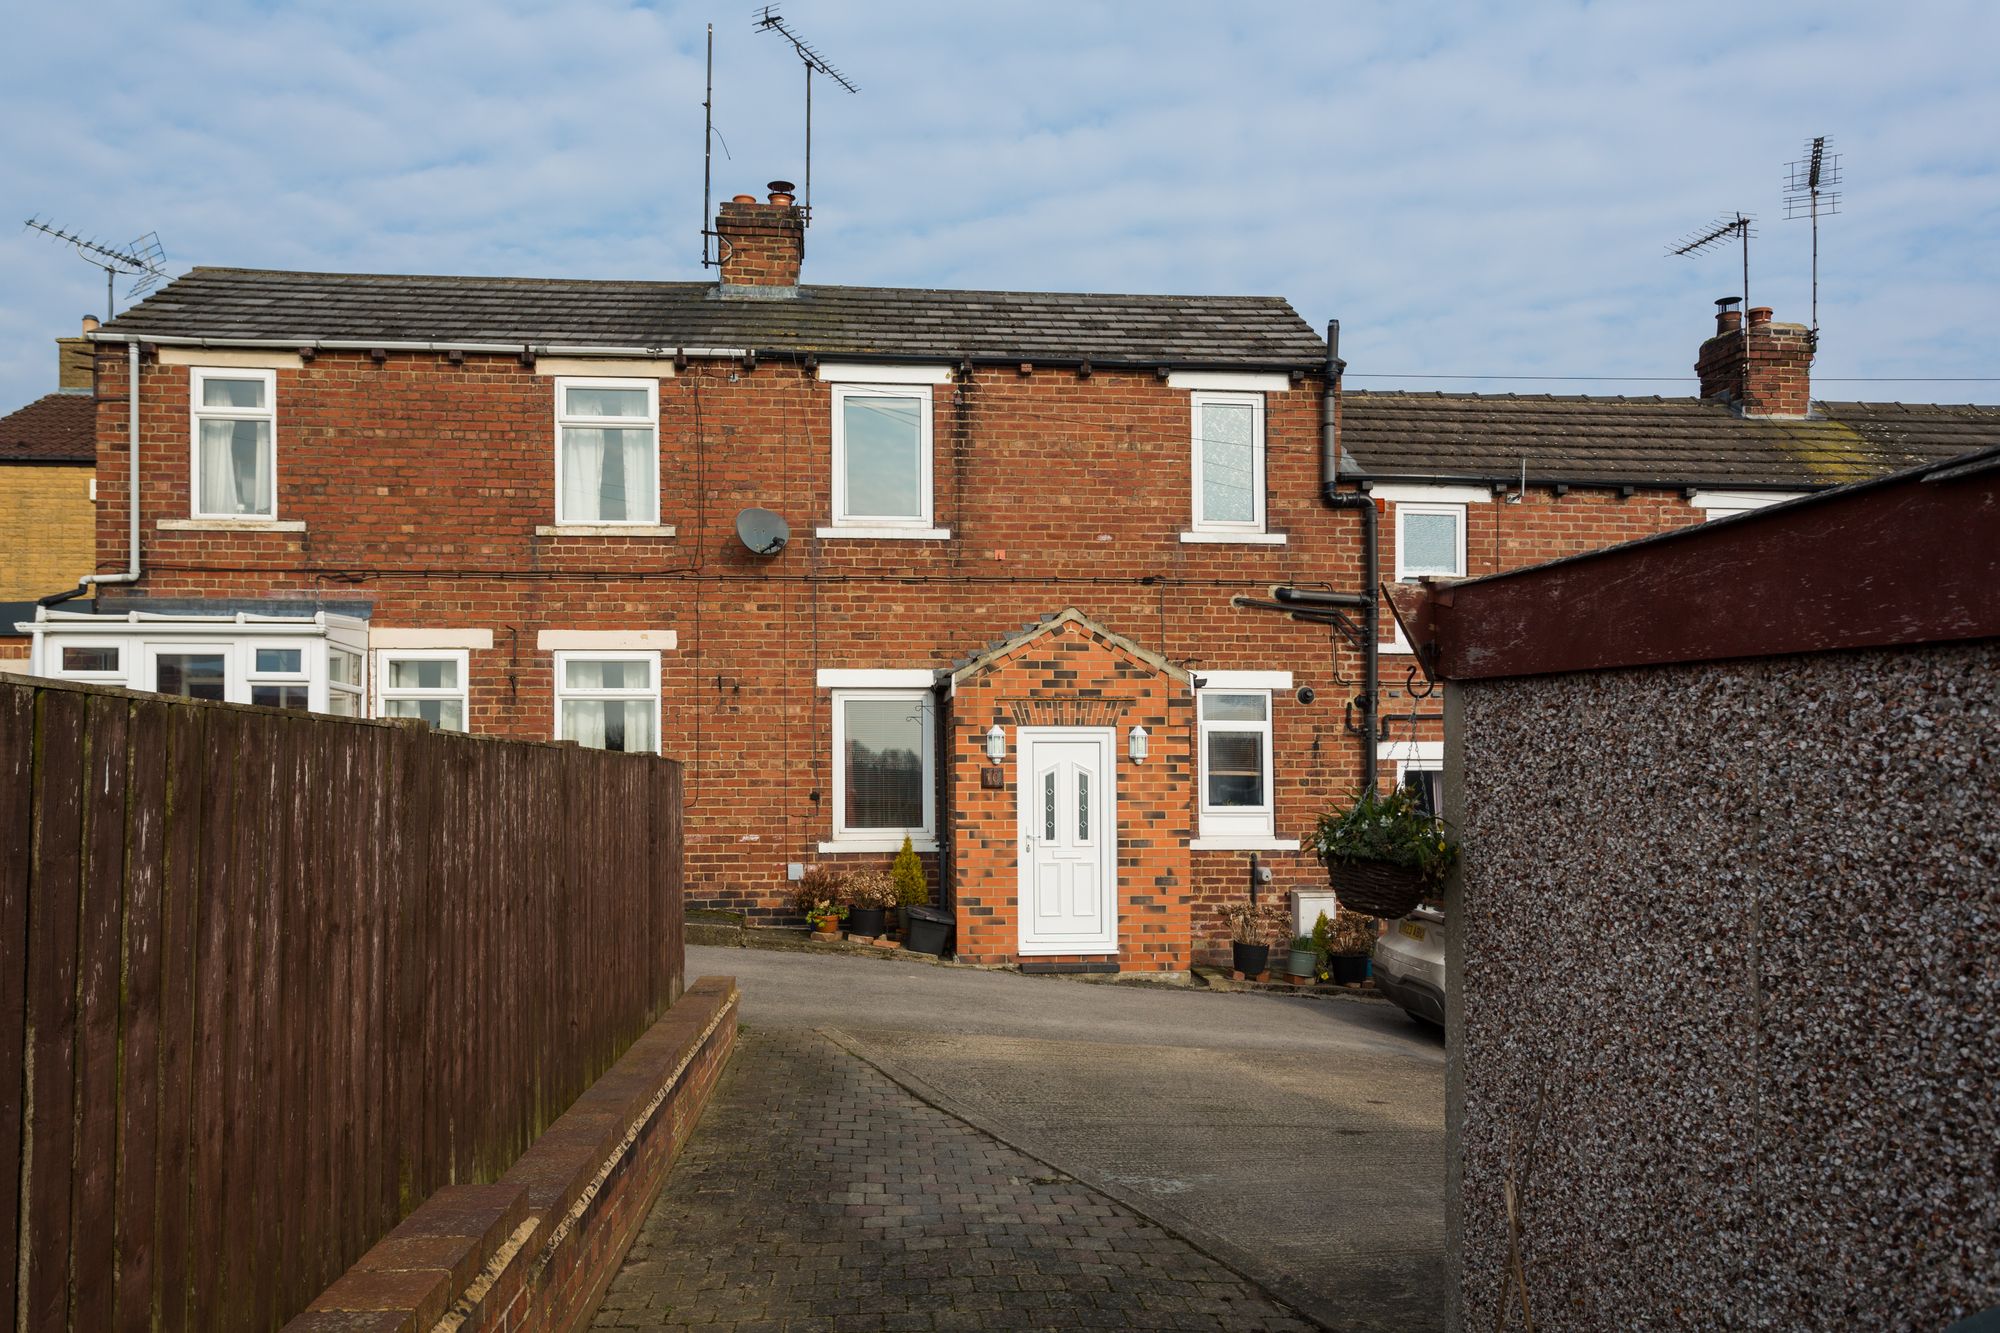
[83,332,748,359]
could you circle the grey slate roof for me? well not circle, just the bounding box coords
[96,267,1327,369]
[1341,391,2000,488]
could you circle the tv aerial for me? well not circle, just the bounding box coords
[1784,135,1842,339]
[754,5,857,229]
[1669,212,1756,321]
[23,217,169,320]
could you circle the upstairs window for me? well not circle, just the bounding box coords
[1198,689,1274,838]
[554,651,659,753]
[556,379,659,525]
[1394,503,1466,582]
[832,384,933,528]
[1190,391,1267,534]
[192,368,276,519]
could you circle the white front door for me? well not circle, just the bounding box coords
[1017,728,1117,955]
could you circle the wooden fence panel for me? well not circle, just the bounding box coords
[0,676,684,1333]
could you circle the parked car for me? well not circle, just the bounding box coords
[1372,905,1446,1026]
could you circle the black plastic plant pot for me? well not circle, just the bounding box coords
[1231,942,1270,976]
[848,906,885,939]
[1332,954,1369,985]
[904,905,953,957]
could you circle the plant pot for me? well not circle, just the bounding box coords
[1231,941,1270,976]
[848,906,885,939]
[1287,947,1316,980]
[810,916,841,939]
[898,905,915,939]
[1327,856,1431,920]
[903,905,953,957]
[1331,954,1369,985]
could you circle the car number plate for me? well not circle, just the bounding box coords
[1399,921,1427,941]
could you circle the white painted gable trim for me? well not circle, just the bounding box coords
[1688,490,1808,511]
[159,347,304,370]
[535,630,677,650]
[533,356,676,378]
[1166,371,1289,393]
[816,362,954,385]
[815,668,937,688]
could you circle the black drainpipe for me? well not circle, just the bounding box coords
[1316,319,1380,792]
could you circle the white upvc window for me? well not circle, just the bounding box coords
[1394,502,1466,582]
[555,378,659,525]
[1197,689,1275,839]
[53,642,124,680]
[829,688,936,849]
[244,640,314,711]
[327,648,365,716]
[831,383,933,529]
[376,649,469,731]
[1189,391,1267,534]
[553,650,659,753]
[191,367,277,519]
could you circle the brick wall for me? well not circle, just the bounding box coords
[92,344,1731,967]
[0,462,93,598]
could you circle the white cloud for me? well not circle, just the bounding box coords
[1,0,1995,407]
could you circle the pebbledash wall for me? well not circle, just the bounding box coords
[1448,642,2000,1329]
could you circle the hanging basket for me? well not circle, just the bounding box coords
[1326,857,1431,920]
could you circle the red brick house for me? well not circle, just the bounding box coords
[18,190,1998,971]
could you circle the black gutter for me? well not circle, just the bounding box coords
[1316,319,1381,792]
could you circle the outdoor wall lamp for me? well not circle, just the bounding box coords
[1128,725,1149,763]
[985,723,1007,763]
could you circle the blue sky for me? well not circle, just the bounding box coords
[3,2,1996,410]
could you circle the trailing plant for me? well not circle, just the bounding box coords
[845,870,898,910]
[1217,901,1287,947]
[1310,785,1459,884]
[792,866,849,922]
[890,835,928,907]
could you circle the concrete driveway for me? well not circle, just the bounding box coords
[687,945,1446,1332]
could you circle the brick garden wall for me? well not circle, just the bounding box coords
[89,345,1721,966]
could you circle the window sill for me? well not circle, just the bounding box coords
[818,837,939,855]
[814,526,953,541]
[1190,836,1301,852]
[1178,531,1287,545]
[158,518,306,532]
[534,524,677,537]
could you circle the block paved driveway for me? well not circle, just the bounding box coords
[591,946,1445,1332]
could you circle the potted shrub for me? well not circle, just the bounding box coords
[1321,906,1381,985]
[891,835,928,938]
[844,870,896,940]
[1286,934,1317,983]
[1309,785,1459,920]
[1218,901,1286,977]
[792,867,849,939]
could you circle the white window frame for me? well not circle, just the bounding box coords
[552,649,660,753]
[51,642,125,681]
[1394,502,1467,583]
[827,687,937,852]
[327,646,365,716]
[553,377,660,526]
[1188,390,1268,535]
[830,382,935,530]
[375,648,470,731]
[190,366,278,521]
[1689,489,1809,522]
[1196,688,1275,840]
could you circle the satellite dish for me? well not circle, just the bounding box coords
[735,507,790,557]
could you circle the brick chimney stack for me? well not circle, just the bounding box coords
[1696,300,1814,418]
[716,181,804,292]
[56,315,99,391]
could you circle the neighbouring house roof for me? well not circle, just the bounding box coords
[94,267,1329,370]
[1341,391,2000,490]
[1386,444,2000,681]
[0,391,94,463]
[949,608,1190,685]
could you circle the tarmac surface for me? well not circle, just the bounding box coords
[591,945,1446,1331]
